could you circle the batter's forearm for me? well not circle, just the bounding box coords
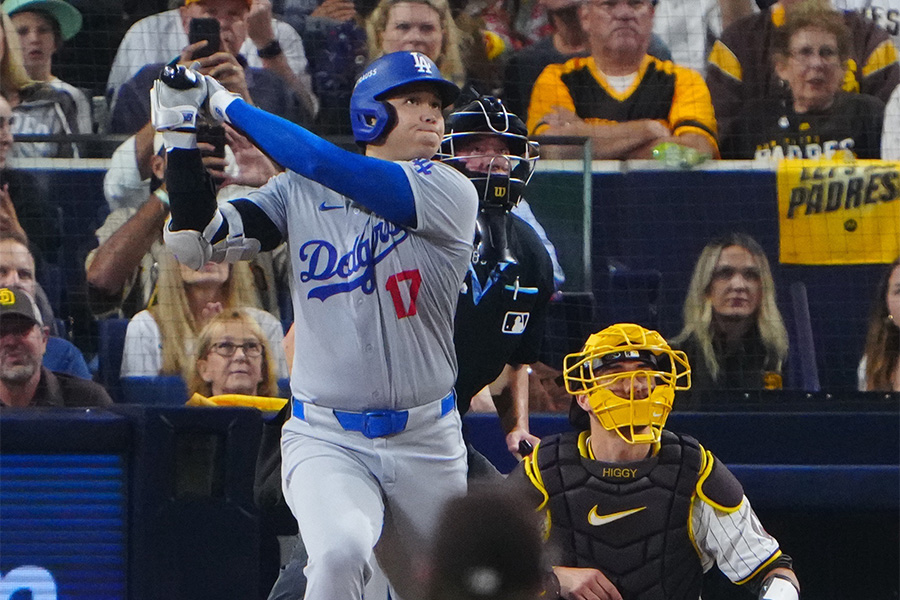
[166,148,219,233]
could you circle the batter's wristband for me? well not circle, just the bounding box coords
[209,90,238,123]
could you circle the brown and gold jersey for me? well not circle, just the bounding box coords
[527,55,718,151]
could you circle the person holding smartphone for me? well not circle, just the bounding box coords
[108,0,317,129]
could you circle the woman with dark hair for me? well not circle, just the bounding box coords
[859,258,900,392]
[674,233,789,392]
[720,5,885,160]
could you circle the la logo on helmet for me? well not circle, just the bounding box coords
[412,52,433,74]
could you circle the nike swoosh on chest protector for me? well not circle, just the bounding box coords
[587,505,646,526]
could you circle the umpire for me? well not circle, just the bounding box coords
[439,96,555,474]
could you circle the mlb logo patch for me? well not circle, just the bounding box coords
[502,312,529,334]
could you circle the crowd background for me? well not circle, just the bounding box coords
[1,0,898,407]
[0,1,898,598]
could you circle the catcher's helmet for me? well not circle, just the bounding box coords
[350,51,459,144]
[563,323,691,444]
[438,96,539,210]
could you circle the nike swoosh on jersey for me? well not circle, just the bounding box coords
[319,201,343,211]
[587,505,646,526]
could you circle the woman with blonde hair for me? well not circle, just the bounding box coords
[674,233,789,391]
[121,249,288,383]
[187,309,284,404]
[859,258,900,391]
[365,0,466,87]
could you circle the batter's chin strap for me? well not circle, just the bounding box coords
[759,574,800,600]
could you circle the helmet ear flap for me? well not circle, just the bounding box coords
[354,101,399,147]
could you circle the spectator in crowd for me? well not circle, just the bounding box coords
[87,138,170,318]
[508,322,800,600]
[526,0,718,160]
[3,0,92,136]
[859,257,900,392]
[0,94,60,262]
[120,248,288,382]
[0,286,112,407]
[107,0,317,119]
[366,0,466,87]
[89,129,288,320]
[501,0,589,121]
[674,233,789,393]
[110,0,309,135]
[651,0,753,75]
[879,79,900,159]
[274,0,367,135]
[707,0,899,143]
[502,0,675,122]
[186,308,280,399]
[425,486,548,600]
[0,10,79,157]
[721,6,885,159]
[832,0,900,48]
[0,231,90,378]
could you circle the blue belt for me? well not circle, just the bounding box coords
[291,391,456,439]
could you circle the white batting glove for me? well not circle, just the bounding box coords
[205,75,241,124]
[151,62,207,149]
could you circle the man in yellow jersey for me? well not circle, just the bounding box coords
[526,0,718,160]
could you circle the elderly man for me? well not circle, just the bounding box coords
[0,287,112,408]
[526,0,718,160]
[108,0,316,132]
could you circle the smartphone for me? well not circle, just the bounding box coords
[188,17,221,59]
[197,121,226,159]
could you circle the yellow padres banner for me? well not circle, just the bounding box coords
[777,160,900,265]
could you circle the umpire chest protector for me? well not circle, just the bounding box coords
[537,430,704,600]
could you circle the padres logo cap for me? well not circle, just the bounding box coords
[0,286,42,325]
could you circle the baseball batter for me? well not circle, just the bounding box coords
[150,51,477,600]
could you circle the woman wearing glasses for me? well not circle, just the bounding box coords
[187,309,281,401]
[121,249,288,383]
[720,5,885,160]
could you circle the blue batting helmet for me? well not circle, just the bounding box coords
[350,51,460,144]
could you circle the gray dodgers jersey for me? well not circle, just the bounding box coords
[247,159,478,411]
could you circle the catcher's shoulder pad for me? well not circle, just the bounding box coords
[695,446,744,512]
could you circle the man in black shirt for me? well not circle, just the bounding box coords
[439,97,555,472]
[0,286,112,408]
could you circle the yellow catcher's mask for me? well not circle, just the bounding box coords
[563,323,691,444]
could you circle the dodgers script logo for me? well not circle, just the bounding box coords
[299,221,409,300]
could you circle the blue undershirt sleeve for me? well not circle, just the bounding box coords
[225,99,417,226]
